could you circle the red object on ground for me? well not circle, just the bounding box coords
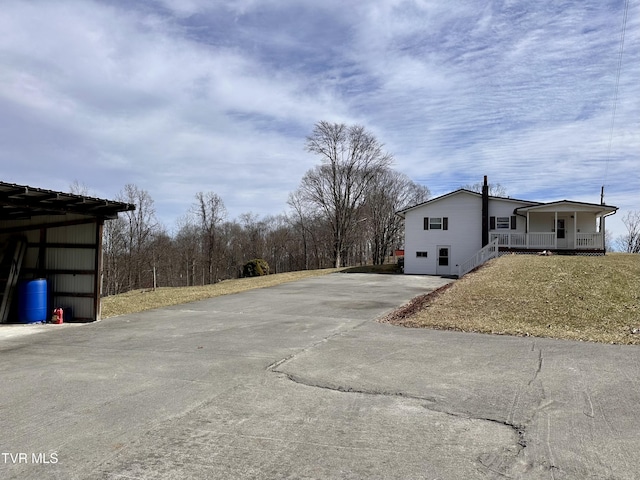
[52,308,64,324]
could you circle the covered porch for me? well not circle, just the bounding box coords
[491,201,617,253]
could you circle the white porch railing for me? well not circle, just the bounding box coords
[576,233,602,249]
[458,238,499,278]
[490,232,602,249]
[490,233,526,247]
[527,233,556,248]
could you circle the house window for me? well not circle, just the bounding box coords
[490,216,517,230]
[416,251,428,258]
[423,217,448,230]
[496,217,510,229]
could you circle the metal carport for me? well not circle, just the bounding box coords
[0,181,134,323]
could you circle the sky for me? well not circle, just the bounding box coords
[1,0,638,239]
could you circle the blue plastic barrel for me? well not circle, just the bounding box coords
[18,279,48,324]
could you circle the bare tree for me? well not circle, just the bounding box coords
[118,184,159,290]
[238,212,266,260]
[615,210,640,253]
[102,214,127,295]
[287,190,314,270]
[263,214,291,274]
[365,170,430,264]
[69,180,91,196]
[605,229,614,253]
[285,192,333,271]
[219,220,245,279]
[299,121,393,268]
[194,192,227,284]
[462,182,507,197]
[174,216,200,286]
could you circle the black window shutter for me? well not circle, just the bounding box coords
[424,217,429,230]
[443,217,448,230]
[490,216,496,230]
[511,216,517,230]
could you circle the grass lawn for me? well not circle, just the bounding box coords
[382,253,640,345]
[101,268,342,318]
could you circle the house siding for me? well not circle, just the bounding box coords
[488,198,530,245]
[576,214,597,233]
[529,215,553,233]
[404,192,482,275]
[488,198,528,233]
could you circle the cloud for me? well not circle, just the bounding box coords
[0,0,637,239]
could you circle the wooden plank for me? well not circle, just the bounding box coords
[0,237,26,323]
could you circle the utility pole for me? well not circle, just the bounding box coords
[600,185,606,252]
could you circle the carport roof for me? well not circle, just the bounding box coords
[0,181,135,221]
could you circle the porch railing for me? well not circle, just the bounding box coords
[490,232,602,249]
[576,233,602,249]
[458,238,499,278]
[527,233,556,248]
[490,233,526,247]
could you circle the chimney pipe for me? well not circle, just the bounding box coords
[482,176,489,247]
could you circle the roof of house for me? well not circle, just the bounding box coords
[396,188,540,217]
[0,181,135,221]
[515,200,618,215]
[396,188,617,218]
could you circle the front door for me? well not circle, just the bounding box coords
[556,218,567,248]
[436,246,450,275]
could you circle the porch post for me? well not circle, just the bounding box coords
[574,211,577,249]
[526,212,530,248]
[554,211,557,249]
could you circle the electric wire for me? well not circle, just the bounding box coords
[603,0,630,191]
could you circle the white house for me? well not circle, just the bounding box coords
[397,178,618,277]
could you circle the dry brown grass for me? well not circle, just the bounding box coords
[101,269,342,318]
[382,253,640,345]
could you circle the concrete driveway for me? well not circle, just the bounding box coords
[1,273,639,479]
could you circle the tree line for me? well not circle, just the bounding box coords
[100,121,430,295]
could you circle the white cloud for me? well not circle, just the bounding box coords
[0,0,638,238]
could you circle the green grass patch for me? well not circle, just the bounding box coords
[101,268,342,318]
[383,254,640,344]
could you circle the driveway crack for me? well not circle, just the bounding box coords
[265,319,370,372]
[273,367,529,477]
[528,342,543,386]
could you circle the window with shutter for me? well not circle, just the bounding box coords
[425,217,447,230]
[496,217,510,229]
[429,218,443,229]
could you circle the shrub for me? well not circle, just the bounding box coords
[242,258,270,277]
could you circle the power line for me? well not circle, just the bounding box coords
[603,0,630,191]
